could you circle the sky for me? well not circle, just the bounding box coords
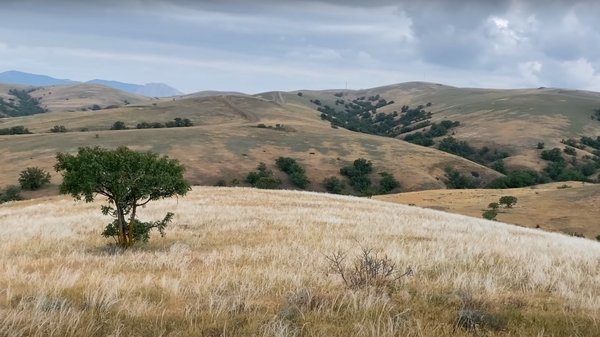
[1,0,599,94]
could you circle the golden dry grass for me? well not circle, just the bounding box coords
[375,181,600,238]
[1,187,599,336]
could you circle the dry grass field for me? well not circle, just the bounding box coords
[375,181,600,239]
[0,187,599,336]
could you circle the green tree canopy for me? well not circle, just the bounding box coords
[55,146,191,248]
[19,167,51,190]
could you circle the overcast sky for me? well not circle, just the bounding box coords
[1,0,599,93]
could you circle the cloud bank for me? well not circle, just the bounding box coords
[0,0,599,93]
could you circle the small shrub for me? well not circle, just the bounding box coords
[0,185,23,203]
[487,202,499,211]
[564,146,577,156]
[214,179,227,187]
[50,125,67,133]
[499,195,518,208]
[378,172,400,193]
[537,142,545,149]
[110,121,128,130]
[289,171,310,189]
[323,176,344,194]
[325,247,412,290]
[254,176,282,189]
[246,163,282,189]
[444,167,476,189]
[456,309,506,331]
[482,209,498,220]
[595,234,600,241]
[18,167,51,190]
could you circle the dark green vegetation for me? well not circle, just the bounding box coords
[0,89,47,118]
[499,195,518,208]
[403,120,460,146]
[0,125,32,135]
[18,167,51,191]
[481,196,517,220]
[137,117,193,129]
[0,185,22,203]
[322,176,345,194]
[340,158,401,195]
[245,163,282,189]
[316,95,442,137]
[488,136,600,188]
[54,146,191,248]
[50,125,68,133]
[444,167,477,189]
[109,118,194,131]
[275,157,310,189]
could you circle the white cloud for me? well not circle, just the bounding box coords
[518,60,543,83]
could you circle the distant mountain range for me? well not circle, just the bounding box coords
[0,70,183,97]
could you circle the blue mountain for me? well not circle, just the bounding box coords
[0,70,182,97]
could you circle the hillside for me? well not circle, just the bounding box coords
[259,83,600,173]
[0,70,182,97]
[0,188,598,336]
[0,94,501,194]
[376,181,600,239]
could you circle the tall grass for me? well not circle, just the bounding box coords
[0,187,598,336]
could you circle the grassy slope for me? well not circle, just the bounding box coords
[261,83,600,171]
[0,188,598,336]
[375,181,600,239]
[0,94,501,193]
[0,83,150,113]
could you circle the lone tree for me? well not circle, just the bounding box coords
[55,146,191,248]
[19,167,51,190]
[499,195,518,208]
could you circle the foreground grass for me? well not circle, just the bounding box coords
[0,187,598,336]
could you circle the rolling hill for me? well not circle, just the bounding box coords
[0,70,182,97]
[0,187,598,336]
[263,83,600,173]
[0,93,501,195]
[0,83,150,114]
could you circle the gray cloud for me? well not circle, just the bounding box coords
[0,0,599,93]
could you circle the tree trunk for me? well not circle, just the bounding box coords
[127,205,137,247]
[116,204,127,248]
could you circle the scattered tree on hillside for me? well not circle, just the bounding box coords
[482,209,498,221]
[50,125,68,133]
[275,157,310,189]
[18,167,51,190]
[488,202,499,211]
[378,172,401,193]
[0,125,32,135]
[323,176,345,194]
[0,185,23,203]
[246,162,282,189]
[444,167,477,189]
[111,121,128,130]
[340,158,374,195]
[499,196,518,208]
[55,146,191,248]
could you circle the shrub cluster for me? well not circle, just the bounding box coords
[50,125,67,133]
[0,185,22,204]
[444,167,477,189]
[403,120,460,146]
[322,176,345,194]
[0,126,32,135]
[246,163,282,189]
[275,157,310,189]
